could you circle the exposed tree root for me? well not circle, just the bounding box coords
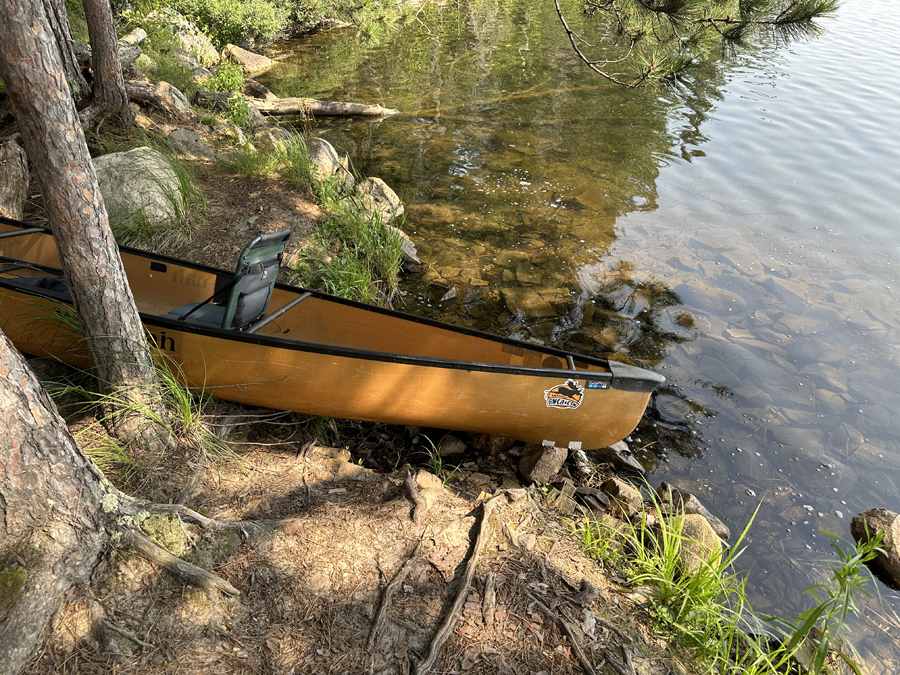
[526,591,599,675]
[405,470,427,524]
[122,529,240,596]
[413,494,503,675]
[367,534,426,650]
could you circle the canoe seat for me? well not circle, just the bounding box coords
[161,228,291,330]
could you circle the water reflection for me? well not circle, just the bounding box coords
[258,0,900,663]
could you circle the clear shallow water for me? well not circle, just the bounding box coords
[259,0,900,661]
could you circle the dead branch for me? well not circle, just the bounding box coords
[413,494,502,675]
[367,536,425,650]
[526,591,598,675]
[405,470,427,524]
[482,572,497,625]
[123,529,240,596]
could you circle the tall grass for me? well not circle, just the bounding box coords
[577,486,882,674]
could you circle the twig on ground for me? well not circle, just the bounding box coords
[482,572,497,626]
[405,470,427,524]
[413,494,502,675]
[367,534,426,650]
[526,591,598,675]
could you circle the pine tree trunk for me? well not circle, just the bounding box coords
[0,0,170,448]
[41,0,91,104]
[0,141,28,220]
[0,331,112,675]
[82,0,134,124]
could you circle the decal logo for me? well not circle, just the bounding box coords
[544,379,584,409]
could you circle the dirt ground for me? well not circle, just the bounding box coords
[25,404,696,675]
[9,124,699,675]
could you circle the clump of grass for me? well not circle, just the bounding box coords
[576,485,879,674]
[419,437,458,486]
[290,206,403,305]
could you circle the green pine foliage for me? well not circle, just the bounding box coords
[559,0,840,85]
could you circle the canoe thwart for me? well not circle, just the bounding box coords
[246,291,312,334]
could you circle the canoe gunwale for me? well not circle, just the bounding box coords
[0,217,665,394]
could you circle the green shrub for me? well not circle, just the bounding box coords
[168,0,288,48]
[205,63,244,93]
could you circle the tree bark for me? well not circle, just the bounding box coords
[0,331,112,675]
[0,141,28,220]
[0,0,170,448]
[41,0,91,103]
[82,0,135,125]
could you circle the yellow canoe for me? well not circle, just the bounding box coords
[0,217,663,449]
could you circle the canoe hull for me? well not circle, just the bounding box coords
[0,220,662,449]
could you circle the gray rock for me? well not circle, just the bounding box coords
[93,146,184,228]
[167,128,216,162]
[154,81,192,119]
[518,443,567,484]
[601,477,643,518]
[588,440,644,473]
[244,79,278,101]
[142,10,218,67]
[657,482,730,540]
[438,434,467,457]
[851,508,900,585]
[222,44,274,75]
[255,126,293,152]
[678,514,723,576]
[307,137,341,181]
[355,177,405,226]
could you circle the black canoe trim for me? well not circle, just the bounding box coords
[0,217,665,392]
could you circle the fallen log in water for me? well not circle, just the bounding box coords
[194,90,398,117]
[254,97,399,117]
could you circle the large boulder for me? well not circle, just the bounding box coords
[93,147,184,228]
[307,137,341,181]
[355,177,404,226]
[154,81,193,120]
[851,508,900,585]
[147,9,218,66]
[222,44,274,76]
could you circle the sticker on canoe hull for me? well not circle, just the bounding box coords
[544,379,584,409]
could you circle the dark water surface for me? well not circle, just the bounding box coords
[259,0,900,662]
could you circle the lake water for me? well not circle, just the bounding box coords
[258,0,900,663]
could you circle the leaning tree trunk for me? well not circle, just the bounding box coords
[0,332,112,675]
[82,0,134,125]
[0,141,28,220]
[0,0,170,449]
[41,0,91,104]
[0,331,248,675]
